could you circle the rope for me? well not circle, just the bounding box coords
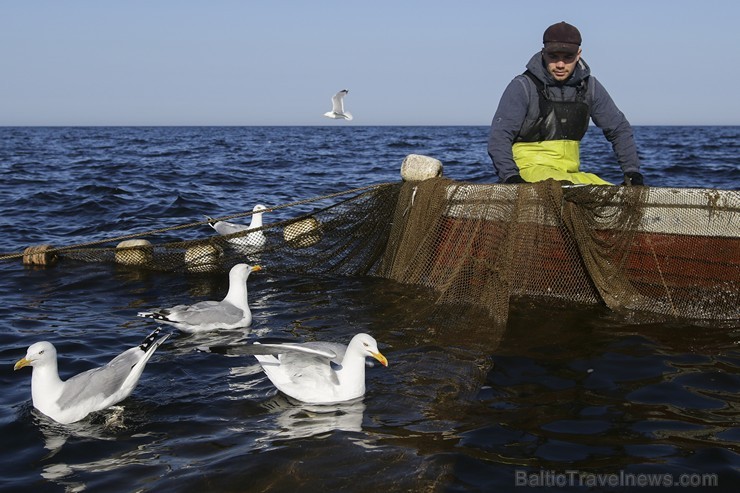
[0,182,395,262]
[644,234,678,317]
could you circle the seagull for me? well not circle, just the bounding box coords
[13,327,169,424]
[206,204,268,253]
[137,263,262,334]
[246,333,388,404]
[323,89,353,121]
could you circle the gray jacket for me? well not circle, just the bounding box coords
[487,52,641,182]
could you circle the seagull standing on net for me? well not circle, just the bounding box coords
[323,89,353,121]
[206,204,268,253]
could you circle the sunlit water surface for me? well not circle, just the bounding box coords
[0,126,738,492]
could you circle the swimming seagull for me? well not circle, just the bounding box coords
[13,327,169,424]
[206,204,268,253]
[323,89,353,121]
[245,333,388,404]
[137,263,262,334]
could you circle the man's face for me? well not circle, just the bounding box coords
[543,49,582,82]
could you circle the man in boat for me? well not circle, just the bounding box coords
[487,21,644,186]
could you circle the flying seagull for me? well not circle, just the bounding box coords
[323,89,353,121]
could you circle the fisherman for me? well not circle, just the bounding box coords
[487,21,644,186]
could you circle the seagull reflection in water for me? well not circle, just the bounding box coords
[259,394,367,442]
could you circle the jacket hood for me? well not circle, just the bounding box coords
[525,51,591,87]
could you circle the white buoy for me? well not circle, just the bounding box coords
[115,239,153,266]
[185,244,223,272]
[283,217,322,248]
[400,154,443,181]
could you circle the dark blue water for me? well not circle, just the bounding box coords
[0,126,738,492]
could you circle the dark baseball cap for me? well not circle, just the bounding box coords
[543,21,581,55]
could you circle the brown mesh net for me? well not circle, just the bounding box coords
[378,179,738,323]
[4,178,739,324]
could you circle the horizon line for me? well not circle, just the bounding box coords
[2,123,739,128]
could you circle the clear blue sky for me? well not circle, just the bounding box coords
[2,0,739,126]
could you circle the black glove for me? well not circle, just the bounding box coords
[503,174,527,184]
[622,172,645,186]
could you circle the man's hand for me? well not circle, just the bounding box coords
[504,174,527,184]
[622,172,645,186]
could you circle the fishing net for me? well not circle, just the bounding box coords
[5,177,739,324]
[378,179,739,324]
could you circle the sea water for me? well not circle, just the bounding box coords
[0,126,738,492]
